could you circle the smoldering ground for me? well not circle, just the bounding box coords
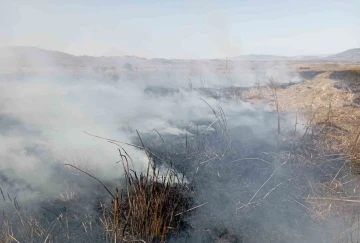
[138,108,357,243]
[0,49,359,242]
[0,68,288,200]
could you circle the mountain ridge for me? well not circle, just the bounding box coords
[0,46,359,63]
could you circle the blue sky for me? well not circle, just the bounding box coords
[1,0,359,58]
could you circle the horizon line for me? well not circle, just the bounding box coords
[1,45,359,60]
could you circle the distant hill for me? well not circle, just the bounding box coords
[230,49,360,62]
[0,46,359,69]
[0,46,79,68]
[0,46,152,69]
[326,48,360,61]
[230,54,290,61]
[230,54,328,62]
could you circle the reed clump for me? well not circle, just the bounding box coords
[101,159,191,242]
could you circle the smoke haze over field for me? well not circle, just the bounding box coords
[0,5,359,239]
[0,47,306,204]
[2,46,358,243]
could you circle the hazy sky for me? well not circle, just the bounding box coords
[1,0,359,58]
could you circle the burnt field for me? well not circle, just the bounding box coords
[0,64,360,243]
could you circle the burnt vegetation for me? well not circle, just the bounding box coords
[1,71,360,243]
[330,69,360,93]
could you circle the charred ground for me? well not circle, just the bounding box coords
[1,62,360,242]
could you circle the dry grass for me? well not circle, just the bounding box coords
[101,156,190,242]
[291,63,360,72]
[242,68,360,242]
[0,143,191,243]
[244,70,360,166]
[0,205,70,243]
